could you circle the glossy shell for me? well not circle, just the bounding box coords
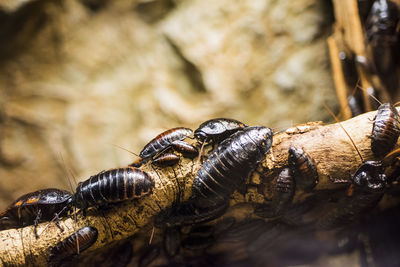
[0,188,72,230]
[139,127,193,159]
[194,118,247,142]
[192,126,273,206]
[49,226,98,266]
[371,103,400,158]
[74,167,154,209]
[288,147,319,192]
[353,161,387,192]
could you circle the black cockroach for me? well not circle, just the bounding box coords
[152,153,180,167]
[371,103,400,158]
[317,161,387,229]
[140,127,193,160]
[352,161,387,192]
[192,126,273,207]
[0,188,72,237]
[163,226,181,257]
[73,167,154,210]
[254,167,295,218]
[194,118,247,143]
[273,168,296,215]
[171,140,198,158]
[49,226,98,266]
[365,0,400,95]
[317,104,390,229]
[288,147,318,192]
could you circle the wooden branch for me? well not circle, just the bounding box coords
[327,34,352,120]
[0,109,398,266]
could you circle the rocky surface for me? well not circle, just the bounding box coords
[0,0,335,208]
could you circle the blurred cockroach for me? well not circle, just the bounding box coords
[365,0,400,95]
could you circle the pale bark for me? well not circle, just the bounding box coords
[0,109,398,266]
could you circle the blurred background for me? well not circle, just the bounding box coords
[0,0,337,207]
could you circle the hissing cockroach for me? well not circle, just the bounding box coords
[273,168,295,214]
[194,118,247,143]
[152,153,180,167]
[191,126,273,207]
[171,140,198,158]
[288,147,319,192]
[371,103,400,158]
[254,168,295,218]
[163,226,181,257]
[0,189,72,237]
[139,127,193,160]
[73,167,154,210]
[365,0,400,94]
[317,161,387,229]
[352,161,387,192]
[49,226,98,266]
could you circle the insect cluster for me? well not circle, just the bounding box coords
[1,107,400,266]
[332,0,400,118]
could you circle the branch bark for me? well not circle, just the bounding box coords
[0,109,398,266]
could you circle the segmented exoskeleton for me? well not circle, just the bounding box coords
[371,103,400,158]
[73,167,154,210]
[49,226,98,266]
[0,188,72,237]
[192,126,273,207]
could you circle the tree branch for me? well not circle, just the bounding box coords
[0,109,398,266]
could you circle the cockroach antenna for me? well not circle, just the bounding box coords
[58,153,80,254]
[356,84,382,106]
[323,103,364,163]
[111,143,140,158]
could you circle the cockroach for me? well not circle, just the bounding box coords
[163,226,181,257]
[170,140,198,158]
[192,126,273,207]
[49,226,98,266]
[317,104,390,229]
[73,167,154,210]
[152,153,180,167]
[254,167,295,218]
[273,168,296,212]
[288,147,318,192]
[317,161,387,229]
[0,188,72,237]
[139,127,193,160]
[371,103,400,158]
[353,161,387,192]
[365,0,400,95]
[194,118,247,143]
